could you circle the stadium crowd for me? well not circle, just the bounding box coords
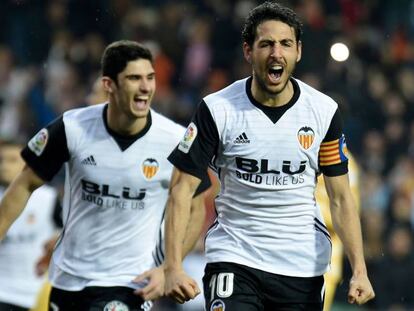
[0,0,413,310]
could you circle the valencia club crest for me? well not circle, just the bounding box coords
[297,126,315,150]
[142,158,159,179]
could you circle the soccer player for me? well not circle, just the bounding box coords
[0,140,60,311]
[163,2,375,310]
[0,40,209,310]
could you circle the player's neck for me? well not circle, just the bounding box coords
[251,79,294,108]
[106,106,148,136]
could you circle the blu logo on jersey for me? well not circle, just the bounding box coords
[235,157,307,175]
[81,179,146,200]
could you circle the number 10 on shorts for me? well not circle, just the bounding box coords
[209,273,234,301]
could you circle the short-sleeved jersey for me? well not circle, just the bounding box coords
[169,77,349,277]
[0,185,57,308]
[21,103,188,291]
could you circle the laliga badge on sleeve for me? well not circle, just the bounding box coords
[178,122,197,154]
[28,128,49,156]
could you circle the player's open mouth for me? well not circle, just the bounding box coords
[133,96,149,110]
[268,65,283,83]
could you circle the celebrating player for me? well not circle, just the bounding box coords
[164,2,375,310]
[0,40,209,310]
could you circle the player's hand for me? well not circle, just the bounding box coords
[347,273,375,305]
[35,235,58,276]
[164,267,200,304]
[133,266,165,301]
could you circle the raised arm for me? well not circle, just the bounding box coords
[135,169,207,301]
[323,173,375,305]
[0,166,45,240]
[164,167,202,303]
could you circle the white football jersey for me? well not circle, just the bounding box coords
[0,185,57,308]
[23,104,185,290]
[170,77,348,277]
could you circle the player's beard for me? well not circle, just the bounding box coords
[253,69,292,98]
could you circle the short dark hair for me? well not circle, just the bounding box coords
[242,1,303,46]
[101,40,153,83]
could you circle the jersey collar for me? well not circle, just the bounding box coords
[245,76,301,124]
[102,104,152,151]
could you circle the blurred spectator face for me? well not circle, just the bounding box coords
[363,208,385,240]
[363,130,385,154]
[388,226,412,260]
[390,193,412,224]
[381,92,406,118]
[397,68,414,101]
[86,78,107,106]
[243,20,302,97]
[0,143,24,186]
[105,59,156,120]
[362,208,385,259]
[367,68,389,100]
[0,46,14,84]
[384,119,404,144]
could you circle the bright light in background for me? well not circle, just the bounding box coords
[330,42,350,62]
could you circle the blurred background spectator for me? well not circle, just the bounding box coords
[0,0,413,310]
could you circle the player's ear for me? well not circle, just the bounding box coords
[243,42,252,64]
[296,40,302,62]
[102,77,115,93]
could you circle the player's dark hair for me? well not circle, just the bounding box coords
[101,40,153,84]
[242,1,303,46]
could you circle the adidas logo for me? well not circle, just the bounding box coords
[234,132,250,144]
[81,155,97,166]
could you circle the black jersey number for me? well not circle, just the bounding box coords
[209,272,234,300]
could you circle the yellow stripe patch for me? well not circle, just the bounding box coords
[319,138,342,166]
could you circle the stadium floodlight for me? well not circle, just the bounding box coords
[330,42,350,62]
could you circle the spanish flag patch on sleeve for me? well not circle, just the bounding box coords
[319,135,348,166]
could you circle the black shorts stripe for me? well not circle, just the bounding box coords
[314,224,332,244]
[314,217,328,231]
[152,227,164,266]
[205,219,219,237]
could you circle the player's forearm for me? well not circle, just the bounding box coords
[330,194,367,275]
[0,178,33,240]
[164,187,194,270]
[182,194,205,257]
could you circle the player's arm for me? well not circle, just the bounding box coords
[166,168,203,267]
[134,170,208,302]
[164,168,202,303]
[164,100,218,303]
[180,170,208,257]
[324,174,375,304]
[1,116,69,241]
[320,108,374,305]
[0,166,44,240]
[36,198,63,276]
